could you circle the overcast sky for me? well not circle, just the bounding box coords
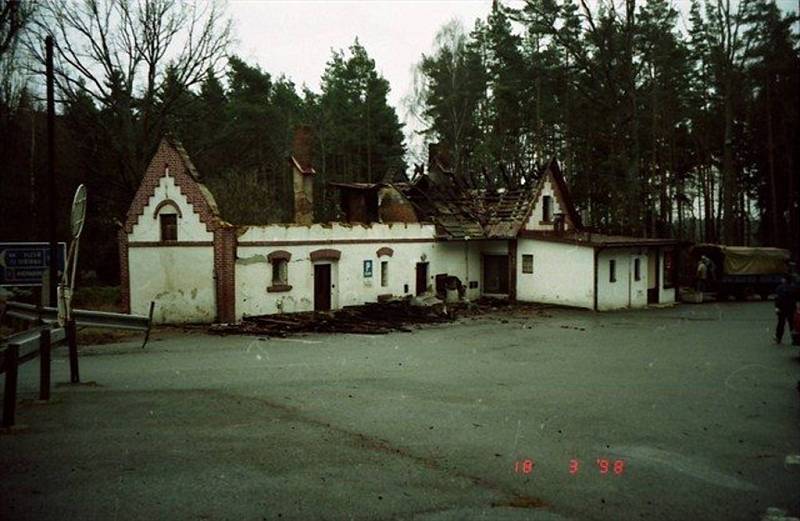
[229,0,494,162]
[228,0,798,162]
[230,0,491,104]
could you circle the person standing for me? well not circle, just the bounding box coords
[773,276,797,344]
[696,256,709,293]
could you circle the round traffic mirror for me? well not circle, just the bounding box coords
[70,184,87,239]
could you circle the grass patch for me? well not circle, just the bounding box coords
[72,286,121,312]
[77,327,140,346]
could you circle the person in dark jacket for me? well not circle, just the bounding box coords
[773,276,797,344]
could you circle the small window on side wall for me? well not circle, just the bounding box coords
[609,259,616,283]
[522,254,534,274]
[160,213,177,241]
[634,258,641,281]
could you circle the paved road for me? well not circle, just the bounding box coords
[1,302,799,520]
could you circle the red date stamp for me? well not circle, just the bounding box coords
[513,458,535,474]
[513,458,625,475]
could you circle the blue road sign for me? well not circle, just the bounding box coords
[0,242,67,287]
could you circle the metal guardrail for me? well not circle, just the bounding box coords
[1,323,74,428]
[1,300,154,428]
[4,300,154,349]
[0,326,65,372]
[5,301,152,331]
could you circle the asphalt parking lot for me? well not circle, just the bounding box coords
[1,301,799,521]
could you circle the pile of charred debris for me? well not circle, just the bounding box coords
[209,297,451,337]
[209,297,552,337]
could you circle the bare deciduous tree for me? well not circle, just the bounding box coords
[26,0,232,196]
[0,0,36,108]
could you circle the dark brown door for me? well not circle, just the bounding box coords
[647,249,659,304]
[415,262,429,295]
[314,264,331,311]
[483,255,509,294]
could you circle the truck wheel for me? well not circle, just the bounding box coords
[759,292,770,301]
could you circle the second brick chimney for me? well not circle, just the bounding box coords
[289,125,315,225]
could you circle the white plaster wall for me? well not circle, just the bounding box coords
[236,223,449,319]
[432,240,506,300]
[630,253,648,308]
[516,239,595,309]
[597,250,628,310]
[129,174,213,242]
[524,177,564,232]
[129,246,215,323]
[236,241,439,318]
[428,241,479,301]
[596,248,649,310]
[235,226,521,317]
[237,223,435,243]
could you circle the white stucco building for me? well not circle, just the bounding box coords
[120,132,679,324]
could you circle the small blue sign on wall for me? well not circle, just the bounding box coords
[0,242,66,287]
[363,260,373,278]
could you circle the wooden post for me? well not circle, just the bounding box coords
[66,319,79,383]
[2,345,19,428]
[46,35,58,307]
[39,328,51,400]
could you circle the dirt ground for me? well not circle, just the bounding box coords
[1,301,799,521]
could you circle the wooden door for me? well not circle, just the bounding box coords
[314,264,331,311]
[415,262,429,295]
[483,255,509,294]
[647,250,659,304]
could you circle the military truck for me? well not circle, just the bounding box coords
[690,244,791,301]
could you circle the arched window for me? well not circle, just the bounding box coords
[154,200,182,242]
[267,250,292,292]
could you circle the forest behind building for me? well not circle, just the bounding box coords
[0,0,798,284]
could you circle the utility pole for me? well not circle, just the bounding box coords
[46,35,57,306]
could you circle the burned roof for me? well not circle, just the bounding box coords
[397,175,536,240]
[481,188,538,238]
[394,158,588,240]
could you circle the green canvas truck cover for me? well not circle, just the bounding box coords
[718,246,790,275]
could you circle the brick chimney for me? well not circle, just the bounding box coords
[290,125,315,225]
[427,142,450,173]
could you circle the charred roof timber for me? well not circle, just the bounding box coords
[328,182,419,224]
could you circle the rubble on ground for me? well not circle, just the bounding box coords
[208,296,557,338]
[209,297,454,337]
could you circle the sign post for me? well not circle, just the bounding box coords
[58,184,87,326]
